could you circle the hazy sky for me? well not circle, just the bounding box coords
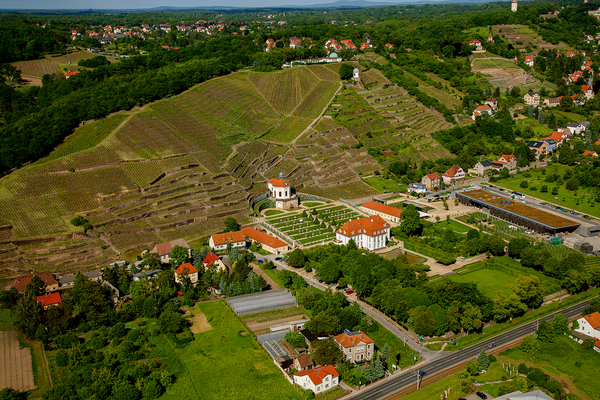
[0,0,403,10]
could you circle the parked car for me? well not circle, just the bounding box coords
[316,278,323,283]
[257,260,264,264]
[476,392,487,399]
[275,257,283,261]
[345,290,354,295]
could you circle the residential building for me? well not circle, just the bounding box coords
[175,262,199,284]
[582,85,595,100]
[523,92,540,106]
[468,39,482,50]
[567,122,584,135]
[524,55,534,67]
[583,150,598,157]
[472,104,493,120]
[484,97,498,109]
[37,292,62,309]
[541,138,557,153]
[595,139,600,146]
[527,141,549,155]
[293,365,339,394]
[498,154,518,170]
[267,173,299,210]
[299,329,329,349]
[294,354,313,371]
[442,164,465,185]
[209,231,246,251]
[203,252,227,272]
[487,33,494,43]
[335,216,391,251]
[543,97,560,107]
[132,269,162,282]
[150,238,191,264]
[540,131,564,146]
[334,331,375,363]
[360,201,402,224]
[57,270,103,289]
[241,226,289,254]
[6,273,59,292]
[469,160,494,176]
[421,172,441,191]
[574,312,600,340]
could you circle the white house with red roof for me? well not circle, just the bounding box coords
[203,252,227,272]
[360,201,402,224]
[293,365,340,394]
[525,55,534,67]
[583,150,598,157]
[487,33,494,43]
[575,312,600,340]
[267,173,298,210]
[421,172,441,191]
[472,104,493,120]
[335,216,390,251]
[241,226,289,254]
[582,85,595,100]
[498,154,518,170]
[174,262,199,284]
[334,331,375,363]
[442,164,465,185]
[209,231,246,251]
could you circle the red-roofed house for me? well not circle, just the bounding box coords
[6,273,59,292]
[209,231,246,251]
[595,140,600,146]
[421,172,441,191]
[540,131,565,146]
[335,216,390,251]
[575,312,600,340]
[525,55,534,67]
[241,226,289,254]
[293,365,339,394]
[294,354,314,371]
[583,150,598,157]
[37,292,62,309]
[442,164,465,185]
[469,39,481,46]
[582,85,595,100]
[174,262,198,284]
[334,331,375,363]
[472,104,493,120]
[65,71,80,78]
[150,239,191,263]
[487,33,494,43]
[267,173,298,210]
[498,154,518,170]
[543,97,560,107]
[201,252,227,272]
[360,201,402,223]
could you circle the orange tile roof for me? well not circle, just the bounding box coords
[294,365,339,385]
[203,252,220,265]
[37,292,62,306]
[362,201,402,218]
[8,273,58,291]
[582,150,598,157]
[474,104,491,111]
[595,140,600,146]
[337,216,389,238]
[583,312,600,329]
[268,178,289,188]
[175,262,197,275]
[241,226,288,249]
[501,154,516,161]
[595,339,600,349]
[211,231,245,246]
[426,172,440,181]
[334,331,374,347]
[541,131,563,143]
[443,164,463,178]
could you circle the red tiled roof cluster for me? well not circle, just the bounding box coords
[334,331,374,347]
[294,365,339,385]
[211,231,245,246]
[361,201,402,218]
[241,227,288,249]
[175,262,197,275]
[337,216,390,238]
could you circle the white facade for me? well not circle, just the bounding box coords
[512,0,518,12]
[335,230,390,250]
[293,366,339,394]
[574,313,600,340]
[335,216,391,251]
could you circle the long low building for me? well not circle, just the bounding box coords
[241,226,289,254]
[456,190,580,235]
[360,200,402,224]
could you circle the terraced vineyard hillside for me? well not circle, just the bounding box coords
[0,62,459,282]
[330,70,454,163]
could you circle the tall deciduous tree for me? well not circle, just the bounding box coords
[510,275,544,308]
[461,302,482,334]
[311,337,343,366]
[399,204,422,237]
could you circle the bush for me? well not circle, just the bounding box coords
[55,350,69,367]
[517,362,529,375]
[582,338,595,350]
[520,180,529,188]
[70,216,86,226]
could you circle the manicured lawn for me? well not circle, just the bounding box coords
[436,219,472,233]
[446,266,517,298]
[260,265,286,288]
[553,110,588,123]
[302,202,323,207]
[424,341,444,351]
[161,301,298,400]
[498,164,600,219]
[501,335,600,400]
[363,176,407,193]
[264,209,284,216]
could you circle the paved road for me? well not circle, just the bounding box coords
[345,299,591,400]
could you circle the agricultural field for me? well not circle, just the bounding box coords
[160,301,298,400]
[363,176,407,193]
[471,54,548,91]
[11,59,60,77]
[491,24,573,53]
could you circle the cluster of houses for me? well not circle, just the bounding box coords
[272,328,376,394]
[469,154,518,176]
[526,121,595,158]
[264,37,389,53]
[471,97,498,120]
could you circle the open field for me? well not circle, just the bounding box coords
[11,59,60,77]
[435,219,472,233]
[491,24,573,53]
[160,301,298,400]
[0,331,36,392]
[446,264,518,297]
[0,64,381,281]
[189,305,213,334]
[363,177,407,193]
[501,335,600,400]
